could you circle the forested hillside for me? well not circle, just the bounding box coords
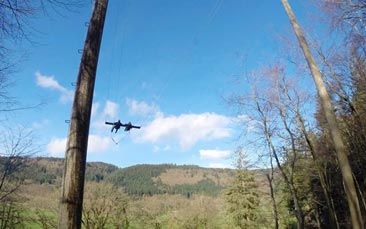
[23,158,237,197]
[1,157,271,228]
[24,157,118,185]
[107,164,235,196]
[0,154,278,228]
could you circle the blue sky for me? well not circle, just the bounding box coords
[8,0,313,168]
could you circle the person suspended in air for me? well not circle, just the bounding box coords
[105,120,141,133]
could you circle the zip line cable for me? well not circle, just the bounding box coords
[102,0,225,139]
[150,0,225,107]
[103,1,135,145]
[208,0,224,25]
[105,1,126,104]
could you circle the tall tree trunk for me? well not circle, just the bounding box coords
[266,151,279,229]
[299,117,339,229]
[281,1,364,228]
[300,116,339,228]
[314,207,322,229]
[266,172,279,229]
[267,132,304,229]
[274,79,305,228]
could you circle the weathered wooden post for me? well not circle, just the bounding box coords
[58,0,108,228]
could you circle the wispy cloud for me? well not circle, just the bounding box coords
[35,71,74,103]
[135,112,232,150]
[91,101,119,132]
[152,145,171,153]
[32,119,49,129]
[199,149,231,160]
[235,114,261,132]
[126,98,162,118]
[91,102,100,118]
[103,100,119,119]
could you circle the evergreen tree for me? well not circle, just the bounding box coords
[224,149,259,229]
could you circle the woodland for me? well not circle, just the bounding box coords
[1,0,366,228]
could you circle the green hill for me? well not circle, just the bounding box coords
[25,157,118,185]
[3,157,272,228]
[107,164,235,196]
[23,158,236,197]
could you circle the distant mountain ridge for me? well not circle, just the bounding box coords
[23,157,236,197]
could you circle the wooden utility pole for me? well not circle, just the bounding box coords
[58,0,108,228]
[281,1,364,228]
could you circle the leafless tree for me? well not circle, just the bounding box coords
[271,64,340,228]
[0,0,83,114]
[281,1,363,228]
[229,69,305,228]
[306,3,366,222]
[0,0,83,42]
[318,0,366,48]
[82,182,129,229]
[0,126,39,227]
[257,88,305,228]
[265,152,279,229]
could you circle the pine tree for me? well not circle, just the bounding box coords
[224,149,259,229]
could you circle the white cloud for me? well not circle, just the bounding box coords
[152,145,160,153]
[135,112,232,150]
[35,71,74,103]
[163,145,171,151]
[103,100,119,119]
[207,163,233,169]
[46,135,113,157]
[236,114,251,122]
[199,149,231,160]
[32,119,49,129]
[152,144,171,153]
[47,137,67,157]
[235,114,261,132]
[88,135,113,153]
[91,103,100,118]
[126,98,162,118]
[89,99,234,152]
[91,101,120,132]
